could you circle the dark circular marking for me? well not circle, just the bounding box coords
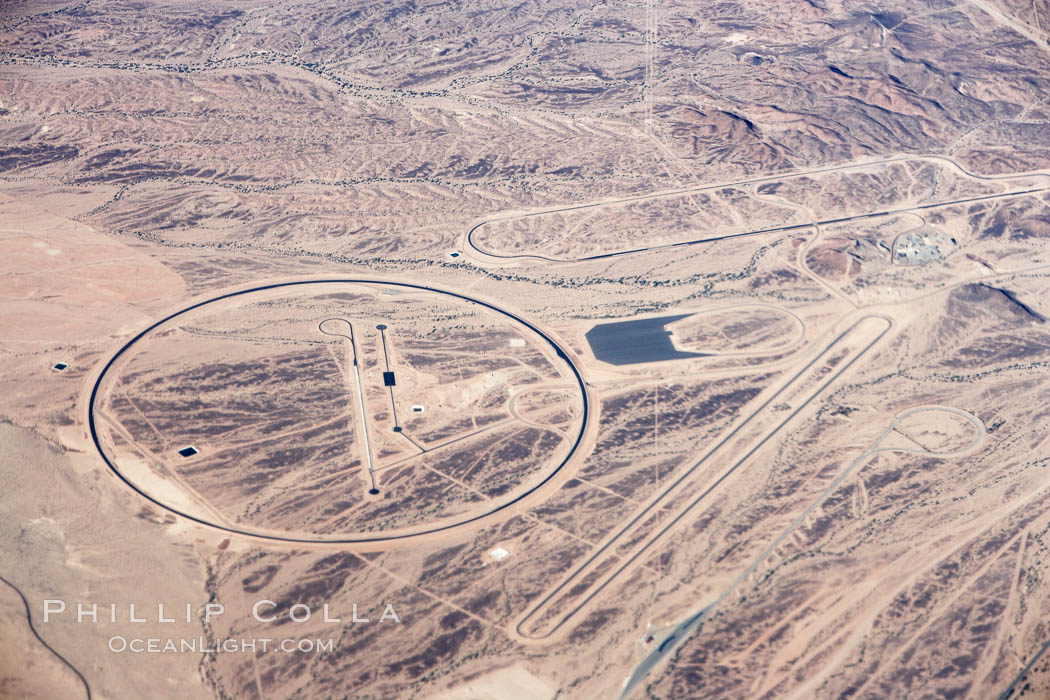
[88,278,590,545]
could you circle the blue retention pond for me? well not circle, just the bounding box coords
[585,314,708,365]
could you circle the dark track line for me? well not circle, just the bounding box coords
[396,430,426,452]
[0,574,92,700]
[320,318,377,490]
[378,420,513,472]
[517,315,891,639]
[376,324,402,429]
[998,636,1050,700]
[466,157,924,260]
[533,318,890,638]
[378,326,392,372]
[468,184,1047,263]
[618,406,984,700]
[88,279,590,546]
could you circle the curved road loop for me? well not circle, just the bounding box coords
[465,154,1050,264]
[514,314,892,641]
[80,149,1050,695]
[87,279,592,546]
[0,573,92,700]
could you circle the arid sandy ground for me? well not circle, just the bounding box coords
[3,1,1050,699]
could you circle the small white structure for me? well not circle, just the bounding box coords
[893,228,957,266]
[489,547,509,561]
[508,337,526,347]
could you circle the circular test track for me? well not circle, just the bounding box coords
[87,278,592,546]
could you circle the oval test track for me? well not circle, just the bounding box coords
[87,279,591,546]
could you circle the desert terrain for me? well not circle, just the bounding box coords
[3,0,1050,699]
